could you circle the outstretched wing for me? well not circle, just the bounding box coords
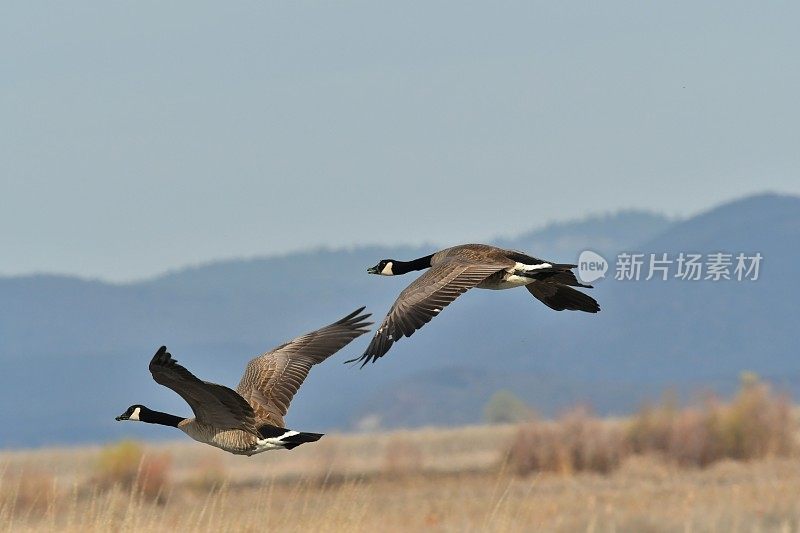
[149,346,258,435]
[351,261,504,366]
[236,307,372,427]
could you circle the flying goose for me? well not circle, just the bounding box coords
[349,244,599,366]
[116,307,371,455]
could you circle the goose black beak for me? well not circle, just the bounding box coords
[367,265,380,274]
[115,415,126,421]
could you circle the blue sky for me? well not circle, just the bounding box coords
[2,2,798,281]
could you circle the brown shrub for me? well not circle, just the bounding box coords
[666,406,716,466]
[713,374,794,459]
[136,452,172,501]
[628,401,717,466]
[628,374,795,467]
[93,440,171,500]
[509,375,798,475]
[508,407,626,475]
[94,440,142,488]
[627,399,676,455]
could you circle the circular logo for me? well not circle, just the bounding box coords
[577,250,608,283]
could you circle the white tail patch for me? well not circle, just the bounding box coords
[254,430,300,453]
[254,439,287,452]
[501,274,536,287]
[278,430,299,441]
[514,261,552,271]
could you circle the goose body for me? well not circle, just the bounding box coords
[116,307,371,455]
[178,419,306,455]
[351,244,599,365]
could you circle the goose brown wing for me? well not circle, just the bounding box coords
[352,261,504,366]
[236,307,372,427]
[148,346,258,434]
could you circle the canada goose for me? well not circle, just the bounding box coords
[116,307,371,455]
[349,244,599,365]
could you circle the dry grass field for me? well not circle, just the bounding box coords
[3,379,799,532]
[3,422,800,533]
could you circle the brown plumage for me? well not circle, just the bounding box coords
[118,307,372,455]
[362,261,503,360]
[150,346,259,435]
[352,244,599,365]
[236,307,373,427]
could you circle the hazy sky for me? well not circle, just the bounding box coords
[3,2,799,282]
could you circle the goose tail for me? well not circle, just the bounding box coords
[280,431,324,450]
[258,424,324,450]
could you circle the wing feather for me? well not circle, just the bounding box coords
[148,346,258,434]
[351,261,505,366]
[236,307,371,427]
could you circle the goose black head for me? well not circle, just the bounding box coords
[367,259,396,276]
[116,404,148,422]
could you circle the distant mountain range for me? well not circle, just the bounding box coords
[2,193,796,448]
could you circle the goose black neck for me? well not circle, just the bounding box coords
[142,408,185,428]
[394,254,434,274]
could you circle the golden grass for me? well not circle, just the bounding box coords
[3,421,800,532]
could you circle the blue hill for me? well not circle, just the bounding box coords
[3,195,795,446]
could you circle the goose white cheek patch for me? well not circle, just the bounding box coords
[129,407,141,421]
[381,262,394,275]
